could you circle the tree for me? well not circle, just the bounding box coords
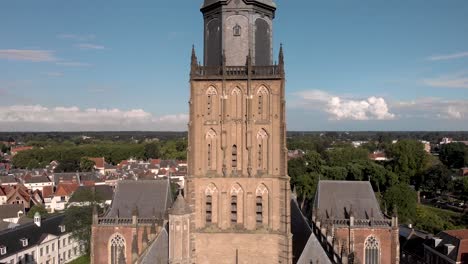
[439,142,467,169]
[64,206,94,254]
[144,142,160,160]
[324,146,369,167]
[417,164,453,193]
[387,140,429,183]
[55,159,80,172]
[80,158,95,172]
[27,205,48,218]
[383,183,418,223]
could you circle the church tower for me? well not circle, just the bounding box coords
[183,0,292,263]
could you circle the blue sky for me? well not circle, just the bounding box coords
[0,0,467,131]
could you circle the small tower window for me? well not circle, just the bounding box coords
[258,95,263,115]
[207,95,212,115]
[206,195,212,223]
[231,196,237,224]
[233,24,241,37]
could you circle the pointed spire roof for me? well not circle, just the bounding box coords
[168,192,191,215]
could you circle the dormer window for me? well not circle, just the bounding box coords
[0,246,6,255]
[59,224,66,233]
[233,24,241,36]
[20,238,28,247]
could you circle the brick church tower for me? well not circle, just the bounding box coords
[172,0,292,263]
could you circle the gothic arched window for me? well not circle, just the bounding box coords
[365,236,380,264]
[231,87,242,120]
[257,129,268,172]
[206,86,218,118]
[205,183,218,225]
[256,86,269,120]
[206,195,212,223]
[255,184,269,227]
[231,196,237,224]
[206,129,217,171]
[109,234,126,264]
[233,24,241,37]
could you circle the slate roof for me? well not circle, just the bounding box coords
[139,227,169,264]
[291,198,311,264]
[426,230,468,262]
[0,215,65,259]
[313,180,384,220]
[106,180,173,218]
[0,204,24,219]
[399,225,432,261]
[0,175,17,184]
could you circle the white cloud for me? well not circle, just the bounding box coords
[394,98,468,120]
[295,90,395,120]
[75,43,105,50]
[0,105,188,131]
[423,71,468,89]
[0,49,57,62]
[57,34,95,41]
[427,51,468,61]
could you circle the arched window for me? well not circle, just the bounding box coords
[231,87,242,120]
[257,129,268,172]
[232,145,238,169]
[256,184,269,227]
[231,196,237,224]
[233,24,241,37]
[205,183,218,225]
[206,195,212,223]
[206,129,217,171]
[256,196,263,225]
[206,86,218,118]
[256,86,269,120]
[365,236,380,264]
[109,234,126,264]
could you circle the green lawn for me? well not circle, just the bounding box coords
[414,204,465,234]
[68,255,90,264]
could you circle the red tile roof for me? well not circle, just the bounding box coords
[54,183,79,197]
[11,146,33,154]
[41,186,54,198]
[88,157,105,169]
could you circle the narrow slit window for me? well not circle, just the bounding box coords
[206,195,212,223]
[232,145,238,169]
[233,24,241,37]
[231,196,237,224]
[256,196,263,225]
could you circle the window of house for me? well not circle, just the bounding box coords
[20,238,28,247]
[206,195,212,223]
[365,236,380,264]
[233,24,241,36]
[46,245,49,254]
[59,225,66,233]
[231,196,237,224]
[256,196,263,225]
[52,243,55,251]
[0,246,6,255]
[40,247,43,257]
